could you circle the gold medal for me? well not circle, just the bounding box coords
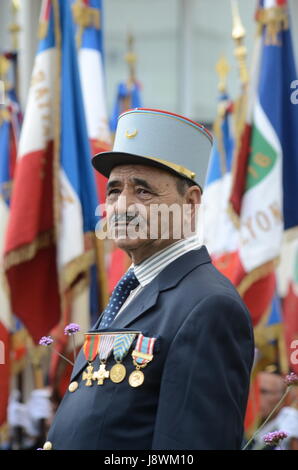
[82,334,102,387]
[128,369,145,388]
[82,364,95,387]
[93,363,110,385]
[110,363,126,383]
[128,334,156,387]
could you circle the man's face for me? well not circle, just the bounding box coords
[105,164,200,259]
[258,372,286,420]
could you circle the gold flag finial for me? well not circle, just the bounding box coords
[72,0,101,48]
[8,0,21,50]
[231,0,245,41]
[230,0,248,86]
[215,56,230,93]
[124,32,137,88]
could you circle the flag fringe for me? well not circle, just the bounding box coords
[250,300,288,374]
[3,229,54,271]
[72,2,100,29]
[0,109,11,125]
[227,201,240,229]
[256,5,289,46]
[60,248,95,291]
[0,422,9,446]
[255,322,288,373]
[72,1,100,48]
[237,258,278,296]
[38,21,49,40]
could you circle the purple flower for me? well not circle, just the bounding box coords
[64,323,81,336]
[284,372,298,386]
[39,336,54,346]
[263,430,288,446]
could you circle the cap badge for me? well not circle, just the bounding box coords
[125,129,138,139]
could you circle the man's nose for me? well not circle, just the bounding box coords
[114,189,137,216]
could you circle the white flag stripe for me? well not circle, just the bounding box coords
[239,98,283,272]
[78,49,111,144]
[57,169,85,269]
[18,49,56,159]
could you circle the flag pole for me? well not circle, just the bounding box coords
[230,0,249,89]
[213,56,230,177]
[52,0,62,246]
[228,0,250,229]
[178,0,194,117]
[230,0,249,147]
[125,32,137,92]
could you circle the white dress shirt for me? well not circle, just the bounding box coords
[114,236,201,318]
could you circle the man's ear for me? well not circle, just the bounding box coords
[183,185,201,236]
[185,185,201,206]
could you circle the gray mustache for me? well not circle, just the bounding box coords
[109,213,144,225]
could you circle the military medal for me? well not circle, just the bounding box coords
[110,333,136,383]
[93,335,115,385]
[129,369,145,387]
[82,334,101,386]
[129,334,156,388]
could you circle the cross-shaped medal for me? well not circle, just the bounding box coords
[93,363,110,385]
[82,364,95,387]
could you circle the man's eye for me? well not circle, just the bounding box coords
[137,188,150,195]
[108,189,121,195]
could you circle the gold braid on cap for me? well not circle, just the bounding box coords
[144,155,196,181]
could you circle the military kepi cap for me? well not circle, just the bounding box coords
[92,108,213,192]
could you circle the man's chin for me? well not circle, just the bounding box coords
[113,237,147,251]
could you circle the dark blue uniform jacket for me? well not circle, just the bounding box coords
[47,246,254,450]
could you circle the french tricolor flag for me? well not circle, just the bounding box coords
[4,0,100,343]
[227,0,298,327]
[73,0,111,203]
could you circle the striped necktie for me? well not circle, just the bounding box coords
[99,268,140,328]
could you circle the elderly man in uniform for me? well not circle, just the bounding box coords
[44,108,254,450]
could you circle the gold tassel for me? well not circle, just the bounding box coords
[256,6,289,46]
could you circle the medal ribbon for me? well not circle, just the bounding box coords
[83,334,101,363]
[99,334,116,362]
[133,334,156,366]
[113,334,136,363]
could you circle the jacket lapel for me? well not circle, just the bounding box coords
[70,246,211,382]
[111,281,160,328]
[70,283,160,381]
